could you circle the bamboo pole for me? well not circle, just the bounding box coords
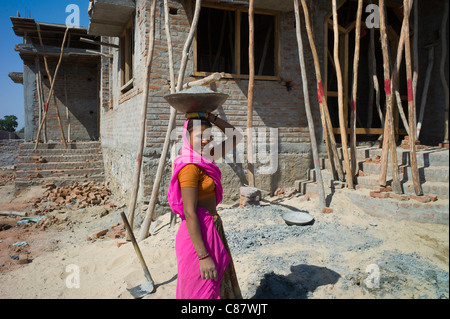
[125,0,157,241]
[138,0,203,242]
[34,26,69,150]
[377,0,402,194]
[64,72,71,142]
[166,0,180,229]
[416,45,436,139]
[300,0,344,182]
[412,0,419,129]
[379,0,412,183]
[247,0,255,188]
[441,0,449,143]
[35,56,46,143]
[368,20,384,132]
[294,0,326,210]
[183,72,223,89]
[404,0,423,196]
[332,0,353,188]
[35,23,67,148]
[349,0,363,182]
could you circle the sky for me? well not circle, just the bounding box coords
[0,0,90,130]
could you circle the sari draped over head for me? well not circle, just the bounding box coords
[167,119,230,299]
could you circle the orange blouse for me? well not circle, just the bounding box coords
[178,164,216,200]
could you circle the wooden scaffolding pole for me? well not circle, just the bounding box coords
[391,0,413,138]
[138,0,203,242]
[125,0,157,241]
[404,0,423,196]
[349,0,363,181]
[300,0,344,183]
[367,13,384,132]
[34,26,69,150]
[416,44,436,139]
[164,0,178,228]
[293,0,326,210]
[332,0,353,188]
[247,0,255,188]
[377,0,402,194]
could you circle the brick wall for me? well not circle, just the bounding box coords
[99,0,332,210]
[28,59,100,142]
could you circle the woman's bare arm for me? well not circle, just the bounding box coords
[180,186,218,280]
[207,113,243,160]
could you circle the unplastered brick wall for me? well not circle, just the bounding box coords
[99,0,330,210]
[29,60,100,142]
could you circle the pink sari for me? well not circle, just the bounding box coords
[167,119,230,299]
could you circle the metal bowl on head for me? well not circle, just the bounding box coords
[163,86,229,113]
[282,211,314,226]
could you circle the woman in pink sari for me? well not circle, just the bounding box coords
[167,112,243,299]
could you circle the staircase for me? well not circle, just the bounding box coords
[295,146,449,224]
[15,141,105,189]
[295,146,449,199]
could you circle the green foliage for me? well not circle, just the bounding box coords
[0,115,19,132]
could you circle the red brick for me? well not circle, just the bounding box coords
[370,191,389,198]
[409,194,431,203]
[321,207,333,214]
[388,192,409,201]
[427,194,438,202]
[92,228,109,239]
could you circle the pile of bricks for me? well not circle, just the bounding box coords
[369,186,438,203]
[39,181,113,210]
[400,136,430,150]
[0,173,15,186]
[87,222,127,242]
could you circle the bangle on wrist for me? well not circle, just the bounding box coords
[198,252,210,260]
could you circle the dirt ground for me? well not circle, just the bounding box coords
[0,169,448,299]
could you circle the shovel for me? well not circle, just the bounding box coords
[120,212,155,298]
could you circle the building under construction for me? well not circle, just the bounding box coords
[10,0,449,224]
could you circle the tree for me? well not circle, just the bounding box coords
[0,115,19,132]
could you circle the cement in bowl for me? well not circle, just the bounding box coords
[164,86,229,114]
[282,211,314,226]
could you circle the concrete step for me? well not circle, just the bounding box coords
[15,141,106,191]
[17,154,103,163]
[344,189,449,225]
[15,174,105,189]
[18,142,101,150]
[18,148,103,156]
[296,168,449,198]
[332,146,449,167]
[16,168,105,179]
[16,160,104,171]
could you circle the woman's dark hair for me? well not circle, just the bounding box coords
[187,118,212,132]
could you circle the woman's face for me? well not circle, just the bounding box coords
[189,124,213,156]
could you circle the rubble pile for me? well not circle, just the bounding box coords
[0,173,15,186]
[36,181,114,211]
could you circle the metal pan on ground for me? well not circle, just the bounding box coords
[164,86,229,114]
[282,211,314,226]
